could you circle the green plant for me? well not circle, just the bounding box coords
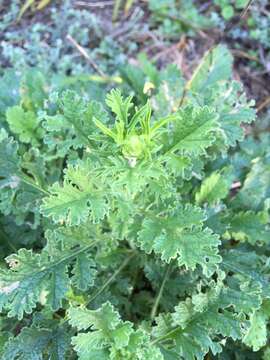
[1,45,270,359]
[148,0,214,39]
[214,0,249,20]
[0,0,139,77]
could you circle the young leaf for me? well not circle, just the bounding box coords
[6,105,42,146]
[40,162,108,226]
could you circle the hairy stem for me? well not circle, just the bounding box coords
[20,174,50,195]
[86,252,136,305]
[151,263,172,320]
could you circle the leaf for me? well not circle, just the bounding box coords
[2,325,69,360]
[195,167,234,205]
[221,249,270,299]
[232,157,270,211]
[119,64,147,104]
[138,204,221,276]
[105,89,133,140]
[0,238,95,319]
[93,117,117,141]
[151,64,184,117]
[0,70,20,123]
[69,303,133,358]
[41,182,90,225]
[216,81,256,147]
[2,326,51,360]
[43,91,108,156]
[187,45,233,93]
[18,0,35,20]
[228,211,270,245]
[36,0,51,10]
[69,304,161,359]
[152,278,260,360]
[40,162,108,225]
[0,130,21,188]
[20,70,47,111]
[72,253,97,291]
[165,106,218,156]
[6,105,43,145]
[243,302,270,351]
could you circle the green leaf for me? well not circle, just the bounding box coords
[188,45,233,93]
[72,253,97,291]
[69,304,161,359]
[2,325,69,360]
[105,89,133,141]
[0,239,95,318]
[0,130,21,188]
[6,105,43,145]
[195,167,234,205]
[20,70,47,111]
[69,303,133,358]
[2,326,51,360]
[216,81,256,147]
[221,5,234,20]
[151,64,184,117]
[165,106,218,156]
[221,249,270,299]
[152,278,259,360]
[243,302,270,351]
[232,157,270,210]
[138,205,221,276]
[43,91,108,156]
[40,162,108,225]
[228,211,270,245]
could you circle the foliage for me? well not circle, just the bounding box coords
[148,0,214,38]
[0,0,140,77]
[214,0,249,20]
[1,44,269,359]
[147,0,270,74]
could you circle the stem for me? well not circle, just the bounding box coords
[66,34,105,77]
[150,326,180,346]
[20,174,50,195]
[86,252,136,305]
[151,263,172,320]
[0,228,17,252]
[16,242,98,280]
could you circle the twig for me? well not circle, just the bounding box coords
[75,1,114,8]
[86,252,136,305]
[153,36,186,62]
[239,0,254,19]
[231,49,260,63]
[257,96,270,113]
[66,34,105,77]
[224,0,254,33]
[150,263,172,320]
[152,43,179,62]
